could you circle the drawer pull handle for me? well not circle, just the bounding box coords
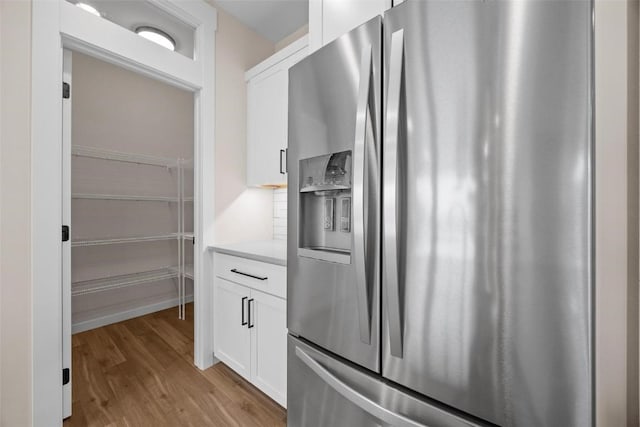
[230,269,268,281]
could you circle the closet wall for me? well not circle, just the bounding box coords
[269,29,307,242]
[71,52,194,332]
[214,9,276,244]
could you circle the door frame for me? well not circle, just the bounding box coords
[31,1,217,425]
[61,49,72,419]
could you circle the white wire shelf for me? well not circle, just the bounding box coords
[184,264,194,280]
[72,145,178,168]
[72,193,179,202]
[69,151,194,320]
[72,234,180,247]
[72,267,179,296]
[170,264,194,280]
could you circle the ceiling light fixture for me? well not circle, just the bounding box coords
[75,2,101,16]
[135,26,176,51]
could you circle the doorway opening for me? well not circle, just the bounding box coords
[62,50,195,419]
[31,0,216,422]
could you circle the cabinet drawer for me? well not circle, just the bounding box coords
[214,253,286,299]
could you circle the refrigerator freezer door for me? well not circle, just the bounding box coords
[288,335,488,427]
[288,17,382,372]
[382,2,592,426]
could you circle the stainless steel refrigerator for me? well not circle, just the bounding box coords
[287,1,592,426]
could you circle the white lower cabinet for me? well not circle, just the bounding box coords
[250,290,287,406]
[214,278,252,380]
[213,253,287,407]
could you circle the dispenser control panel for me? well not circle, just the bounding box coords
[298,150,352,264]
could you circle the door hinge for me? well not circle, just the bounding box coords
[62,82,70,99]
[62,368,70,385]
[192,237,195,245]
[62,225,70,242]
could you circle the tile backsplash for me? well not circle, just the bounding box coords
[273,188,287,240]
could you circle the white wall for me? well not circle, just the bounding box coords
[595,1,639,425]
[270,27,308,242]
[275,24,309,52]
[0,1,32,425]
[72,52,194,158]
[213,8,275,244]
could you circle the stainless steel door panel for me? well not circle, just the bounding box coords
[288,17,382,372]
[382,2,592,426]
[288,335,488,427]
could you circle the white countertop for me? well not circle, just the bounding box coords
[209,240,287,266]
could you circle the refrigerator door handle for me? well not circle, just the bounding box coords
[295,347,424,427]
[384,29,405,358]
[353,44,375,344]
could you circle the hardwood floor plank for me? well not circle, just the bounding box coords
[104,361,182,426]
[161,364,233,426]
[202,364,287,425]
[71,342,117,423]
[127,324,182,368]
[64,303,286,427]
[154,303,194,339]
[141,315,192,364]
[107,322,169,376]
[84,326,126,370]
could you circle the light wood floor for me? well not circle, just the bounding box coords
[64,304,287,427]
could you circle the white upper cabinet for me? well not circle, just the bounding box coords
[309,0,394,51]
[246,37,309,187]
[247,66,288,187]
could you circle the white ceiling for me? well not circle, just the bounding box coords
[214,0,309,43]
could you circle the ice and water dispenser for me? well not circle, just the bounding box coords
[298,151,352,264]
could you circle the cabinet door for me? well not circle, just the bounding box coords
[214,278,251,380]
[321,0,391,45]
[250,289,287,407]
[247,65,289,187]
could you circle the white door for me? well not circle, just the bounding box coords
[247,65,288,187]
[62,49,72,419]
[250,289,287,407]
[214,278,252,380]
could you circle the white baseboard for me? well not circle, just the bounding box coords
[72,294,194,334]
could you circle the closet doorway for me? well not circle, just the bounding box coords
[31,1,216,422]
[62,49,195,418]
